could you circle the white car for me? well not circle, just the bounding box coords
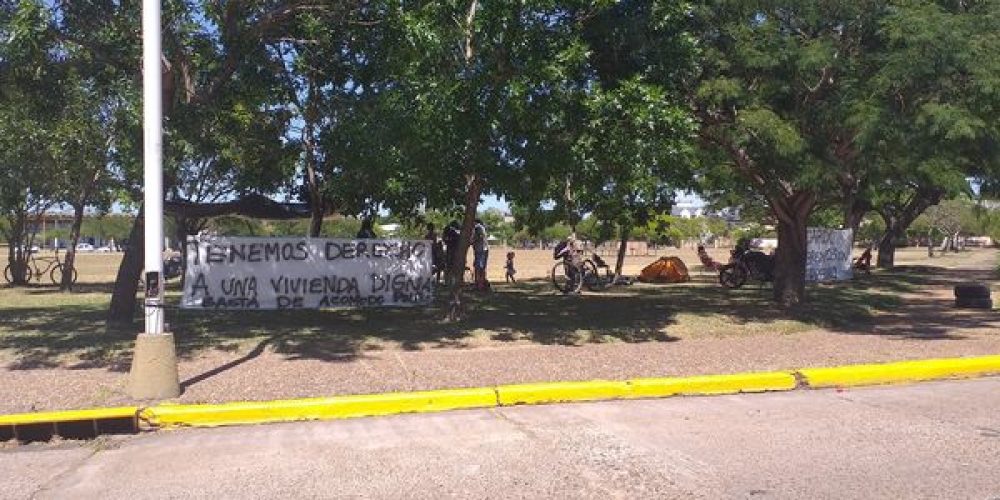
[75,243,95,252]
[95,246,113,253]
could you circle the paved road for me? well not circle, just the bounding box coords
[3,378,1000,499]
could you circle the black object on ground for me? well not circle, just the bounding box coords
[954,282,992,309]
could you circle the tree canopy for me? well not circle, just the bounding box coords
[1,0,998,313]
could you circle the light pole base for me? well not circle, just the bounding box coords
[128,332,181,400]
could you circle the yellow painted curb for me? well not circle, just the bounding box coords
[799,355,1000,388]
[0,407,138,426]
[496,380,631,406]
[141,387,498,428]
[628,372,798,398]
[2,355,999,434]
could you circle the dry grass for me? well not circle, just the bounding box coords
[2,246,995,371]
[2,246,998,414]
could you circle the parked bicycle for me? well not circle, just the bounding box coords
[718,242,774,289]
[551,241,614,293]
[3,248,77,285]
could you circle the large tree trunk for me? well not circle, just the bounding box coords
[772,191,814,308]
[843,197,869,239]
[308,205,323,238]
[446,174,482,322]
[108,208,144,326]
[876,232,897,269]
[61,202,86,291]
[874,188,944,269]
[303,80,324,238]
[445,0,481,322]
[614,225,629,277]
[876,216,908,269]
[5,213,29,285]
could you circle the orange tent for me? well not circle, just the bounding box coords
[638,256,690,284]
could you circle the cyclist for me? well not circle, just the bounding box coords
[552,233,585,292]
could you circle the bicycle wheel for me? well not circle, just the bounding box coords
[551,261,581,294]
[719,264,747,289]
[3,263,29,284]
[50,264,78,286]
[582,260,610,292]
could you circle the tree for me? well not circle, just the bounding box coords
[692,3,896,306]
[855,1,999,267]
[511,1,699,277]
[923,198,972,253]
[51,73,123,290]
[576,80,696,275]
[381,1,598,319]
[39,1,360,324]
[0,0,67,285]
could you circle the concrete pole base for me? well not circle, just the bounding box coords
[128,332,181,400]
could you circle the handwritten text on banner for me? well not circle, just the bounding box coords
[181,237,433,310]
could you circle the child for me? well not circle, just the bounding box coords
[504,251,516,283]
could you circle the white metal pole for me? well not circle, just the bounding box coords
[142,0,165,335]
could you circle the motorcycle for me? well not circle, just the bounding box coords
[718,244,774,289]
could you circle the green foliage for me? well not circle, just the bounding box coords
[856,217,886,245]
[854,2,998,239]
[808,206,845,229]
[691,2,899,209]
[512,2,699,235]
[80,216,133,243]
[639,215,725,245]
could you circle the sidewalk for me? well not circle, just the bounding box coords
[4,324,1000,415]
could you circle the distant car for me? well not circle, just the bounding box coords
[95,246,113,253]
[75,243,95,252]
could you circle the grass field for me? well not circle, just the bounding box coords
[1,245,998,413]
[1,246,995,370]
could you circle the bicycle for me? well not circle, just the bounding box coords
[551,244,614,293]
[3,248,78,285]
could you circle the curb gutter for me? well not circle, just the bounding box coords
[2,355,999,438]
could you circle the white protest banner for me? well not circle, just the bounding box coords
[182,236,433,310]
[805,228,853,283]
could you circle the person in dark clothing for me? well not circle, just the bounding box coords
[472,219,489,290]
[425,223,445,282]
[357,218,376,239]
[442,220,461,282]
[505,251,516,283]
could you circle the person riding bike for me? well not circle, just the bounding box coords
[551,234,588,293]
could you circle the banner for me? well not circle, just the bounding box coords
[805,228,853,283]
[181,236,433,310]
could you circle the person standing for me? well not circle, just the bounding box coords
[357,218,377,239]
[504,251,516,283]
[442,220,461,283]
[425,223,445,283]
[472,218,489,290]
